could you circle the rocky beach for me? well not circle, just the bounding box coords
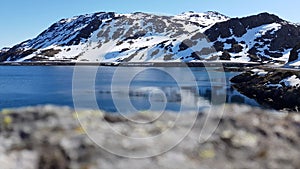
[0,105,299,169]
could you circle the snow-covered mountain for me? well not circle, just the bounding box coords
[0,47,10,53]
[1,11,300,65]
[205,13,300,64]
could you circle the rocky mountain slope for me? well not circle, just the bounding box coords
[1,11,300,65]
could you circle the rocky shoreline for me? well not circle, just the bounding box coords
[0,61,261,68]
[0,105,299,169]
[231,69,300,111]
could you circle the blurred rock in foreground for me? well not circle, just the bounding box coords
[0,105,299,169]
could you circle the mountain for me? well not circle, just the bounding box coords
[0,47,10,53]
[205,13,300,64]
[1,11,300,65]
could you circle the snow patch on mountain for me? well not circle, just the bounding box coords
[174,11,230,28]
[289,58,300,67]
[280,75,300,87]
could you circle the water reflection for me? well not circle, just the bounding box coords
[97,86,260,113]
[95,67,260,112]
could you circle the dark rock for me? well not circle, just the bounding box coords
[205,12,283,42]
[220,51,231,60]
[38,145,70,169]
[191,32,206,40]
[264,50,283,58]
[248,47,259,56]
[150,49,160,57]
[104,114,128,123]
[213,41,224,51]
[120,48,130,53]
[228,44,243,53]
[204,18,246,41]
[19,130,31,140]
[225,38,238,45]
[0,48,37,62]
[240,12,283,29]
[189,52,202,60]
[39,49,62,57]
[164,54,174,61]
[231,69,300,111]
[289,43,300,62]
[198,47,216,56]
[179,39,196,51]
[269,24,300,51]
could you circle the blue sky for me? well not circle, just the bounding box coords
[0,0,299,48]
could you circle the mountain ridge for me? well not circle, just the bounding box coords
[1,11,300,66]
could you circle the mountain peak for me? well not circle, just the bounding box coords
[205,11,229,17]
[179,11,229,18]
[58,12,114,24]
[175,11,230,27]
[0,47,10,53]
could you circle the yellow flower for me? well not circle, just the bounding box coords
[3,115,13,126]
[199,149,215,159]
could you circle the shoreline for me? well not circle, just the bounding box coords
[231,69,300,111]
[0,61,262,67]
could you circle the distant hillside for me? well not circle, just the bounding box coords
[1,11,300,66]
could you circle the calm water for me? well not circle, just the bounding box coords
[0,66,260,112]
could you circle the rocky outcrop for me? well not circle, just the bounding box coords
[289,43,300,62]
[0,105,299,169]
[231,69,300,111]
[204,13,284,41]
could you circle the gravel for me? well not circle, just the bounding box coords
[0,104,299,169]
